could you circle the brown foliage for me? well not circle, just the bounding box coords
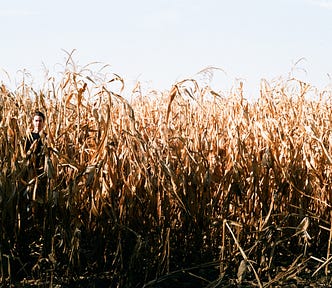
[1,64,332,287]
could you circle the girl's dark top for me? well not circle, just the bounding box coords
[25,132,44,171]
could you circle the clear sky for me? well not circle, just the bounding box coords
[1,0,331,99]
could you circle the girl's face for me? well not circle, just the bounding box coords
[33,115,44,132]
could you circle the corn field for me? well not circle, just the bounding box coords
[1,61,332,287]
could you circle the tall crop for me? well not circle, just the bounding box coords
[1,63,332,287]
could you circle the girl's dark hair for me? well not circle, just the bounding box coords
[34,111,45,121]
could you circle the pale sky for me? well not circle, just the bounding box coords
[1,0,331,99]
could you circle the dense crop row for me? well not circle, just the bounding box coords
[1,62,332,287]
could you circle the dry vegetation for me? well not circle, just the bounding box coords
[1,59,332,287]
